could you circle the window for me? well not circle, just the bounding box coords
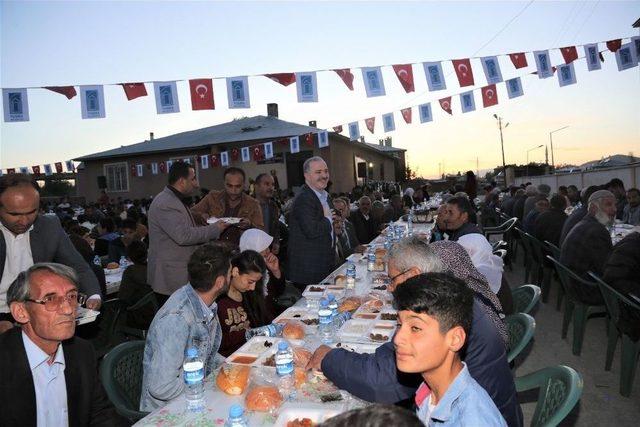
[104,162,129,192]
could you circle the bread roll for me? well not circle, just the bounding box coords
[292,346,312,367]
[216,364,250,395]
[374,248,387,259]
[106,262,119,270]
[294,367,307,388]
[283,321,306,339]
[245,386,283,412]
[338,297,362,313]
[334,275,347,286]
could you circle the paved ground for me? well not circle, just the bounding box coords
[504,254,640,426]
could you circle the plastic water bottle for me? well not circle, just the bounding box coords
[346,262,356,289]
[407,207,414,235]
[332,311,352,330]
[93,255,101,268]
[275,341,296,401]
[224,404,249,427]
[318,298,335,344]
[244,323,284,341]
[183,348,205,413]
[119,255,128,269]
[367,250,376,272]
[327,294,338,319]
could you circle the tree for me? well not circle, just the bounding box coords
[404,165,417,181]
[40,179,75,197]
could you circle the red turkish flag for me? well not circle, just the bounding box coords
[392,64,415,93]
[365,117,375,133]
[189,79,215,110]
[606,39,622,52]
[231,148,240,161]
[32,166,41,174]
[401,108,412,124]
[44,86,77,99]
[452,59,475,87]
[264,73,296,86]
[333,125,343,133]
[481,84,498,108]
[439,97,452,115]
[305,133,314,146]
[120,83,147,100]
[7,168,16,174]
[560,46,578,64]
[55,162,63,173]
[334,69,355,91]
[509,52,528,69]
[210,154,220,167]
[252,145,265,161]
[276,138,289,145]
[159,162,166,173]
[130,165,137,177]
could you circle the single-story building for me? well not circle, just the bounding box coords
[74,104,406,201]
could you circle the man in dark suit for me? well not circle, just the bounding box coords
[287,156,338,290]
[333,197,365,262]
[560,190,616,305]
[0,174,102,325]
[0,263,126,427]
[350,196,378,244]
[533,194,567,247]
[254,172,281,254]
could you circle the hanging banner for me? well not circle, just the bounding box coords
[241,147,250,162]
[480,56,503,84]
[151,162,159,175]
[7,168,15,174]
[66,160,75,172]
[2,88,29,122]
[32,165,41,174]
[226,76,250,108]
[264,141,274,159]
[584,44,602,71]
[55,162,63,173]
[452,58,475,87]
[506,77,524,99]
[439,97,452,115]
[509,52,528,69]
[481,84,498,107]
[252,144,265,161]
[423,62,446,91]
[558,63,577,87]
[334,69,355,91]
[305,133,314,147]
[332,125,343,133]
[80,85,106,119]
[264,73,296,86]
[632,36,640,58]
[120,83,147,100]
[361,67,386,97]
[44,164,53,176]
[159,161,166,174]
[189,79,215,110]
[318,131,329,148]
[296,72,318,102]
[382,113,396,132]
[460,91,476,113]
[615,43,638,71]
[419,103,433,123]
[365,117,375,133]
[392,64,415,93]
[136,164,144,177]
[606,39,622,53]
[401,107,412,124]
[220,151,229,166]
[19,167,29,174]
[290,136,300,153]
[153,81,180,114]
[200,154,210,169]
[560,46,578,64]
[533,50,553,78]
[44,86,76,99]
[166,160,173,172]
[348,122,360,141]
[211,154,220,167]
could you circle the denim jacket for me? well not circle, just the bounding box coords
[416,363,507,426]
[140,284,224,411]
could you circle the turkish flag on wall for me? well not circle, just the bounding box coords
[452,59,475,87]
[131,164,137,177]
[392,64,415,93]
[264,73,296,86]
[32,166,41,174]
[439,97,452,115]
[159,162,166,173]
[560,46,578,64]
[365,117,375,133]
[334,69,355,90]
[211,154,220,167]
[252,145,265,161]
[55,162,63,173]
[606,39,622,52]
[120,83,147,100]
[305,133,314,146]
[276,138,289,145]
[401,108,412,124]
[333,125,343,133]
[231,148,240,161]
[509,52,528,69]
[7,168,16,174]
[189,79,215,110]
[44,86,77,99]
[481,84,499,108]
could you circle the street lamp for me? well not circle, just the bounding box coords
[494,114,509,187]
[549,126,569,172]
[526,145,544,177]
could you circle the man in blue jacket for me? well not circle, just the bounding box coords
[307,237,523,427]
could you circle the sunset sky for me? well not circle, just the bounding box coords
[1,1,639,178]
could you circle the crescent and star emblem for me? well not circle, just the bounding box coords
[458,64,468,76]
[486,90,494,98]
[195,84,208,99]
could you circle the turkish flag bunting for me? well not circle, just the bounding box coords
[365,117,375,133]
[276,138,289,145]
[32,166,41,174]
[159,162,166,173]
[333,125,343,133]
[599,52,605,62]
[531,66,557,76]
[7,168,16,174]
[252,145,265,161]
[452,59,475,87]
[189,79,215,110]
[334,69,355,91]
[392,64,415,93]
[55,162,63,173]
[305,133,314,146]
[231,148,240,161]
[211,154,220,167]
[120,83,147,100]
[560,46,578,64]
[481,84,499,108]
[509,52,528,69]
[401,108,412,124]
[439,97,453,115]
[264,73,296,86]
[131,165,137,177]
[44,86,77,99]
[606,39,622,52]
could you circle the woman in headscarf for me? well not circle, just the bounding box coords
[402,187,415,209]
[430,240,508,347]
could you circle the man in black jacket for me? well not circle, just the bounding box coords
[350,196,378,244]
[0,263,126,427]
[533,194,567,247]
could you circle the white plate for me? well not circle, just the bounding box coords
[302,284,327,298]
[103,268,122,275]
[274,403,342,427]
[337,319,372,338]
[206,217,241,224]
[76,308,99,325]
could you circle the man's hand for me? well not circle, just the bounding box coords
[271,242,280,255]
[237,218,252,229]
[263,252,281,279]
[306,345,332,371]
[354,244,367,254]
[333,218,344,236]
[212,220,232,234]
[86,297,102,311]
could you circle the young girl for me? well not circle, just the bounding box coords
[217,250,274,357]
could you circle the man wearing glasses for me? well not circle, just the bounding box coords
[0,263,126,427]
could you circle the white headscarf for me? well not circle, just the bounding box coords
[456,234,504,294]
[239,228,273,253]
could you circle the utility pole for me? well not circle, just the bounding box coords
[545,145,549,165]
[494,114,508,187]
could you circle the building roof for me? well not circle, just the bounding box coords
[75,115,325,161]
[365,142,406,153]
[580,154,640,170]
[633,17,640,28]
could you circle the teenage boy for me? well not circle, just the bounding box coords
[393,272,507,426]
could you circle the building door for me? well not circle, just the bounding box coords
[285,150,314,189]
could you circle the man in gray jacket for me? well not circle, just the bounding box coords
[148,161,228,303]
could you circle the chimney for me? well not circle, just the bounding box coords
[149,132,154,141]
[308,120,317,128]
[378,139,384,147]
[359,136,365,143]
[267,103,278,118]
[385,137,392,147]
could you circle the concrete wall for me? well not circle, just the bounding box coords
[514,163,640,192]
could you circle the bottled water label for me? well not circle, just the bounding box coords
[183,361,204,385]
[318,308,333,325]
[275,355,294,375]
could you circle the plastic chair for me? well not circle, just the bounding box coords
[589,272,640,397]
[512,284,541,315]
[491,240,507,252]
[505,313,536,363]
[120,292,159,339]
[544,241,565,310]
[100,340,149,422]
[514,228,533,283]
[526,233,552,290]
[515,365,583,427]
[483,217,518,239]
[90,298,123,359]
[546,256,606,356]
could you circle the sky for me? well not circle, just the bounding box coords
[1,0,639,179]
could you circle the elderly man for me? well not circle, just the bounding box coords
[383,194,405,223]
[351,196,378,244]
[522,196,549,234]
[148,161,228,304]
[560,190,616,305]
[141,243,234,411]
[567,185,580,206]
[0,263,126,426]
[533,194,567,247]
[0,174,102,326]
[306,237,522,427]
[523,184,550,219]
[333,197,366,261]
[559,185,599,245]
[287,156,339,290]
[622,188,640,225]
[253,173,281,253]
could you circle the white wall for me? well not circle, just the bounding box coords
[514,163,640,191]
